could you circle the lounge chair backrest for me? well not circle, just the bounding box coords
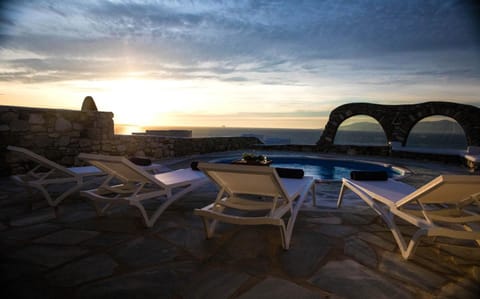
[78,153,160,186]
[7,145,75,176]
[198,162,289,199]
[397,175,480,207]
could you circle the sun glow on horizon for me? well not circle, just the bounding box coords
[2,72,478,131]
[0,75,333,129]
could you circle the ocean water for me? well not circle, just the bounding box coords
[115,125,468,149]
[117,125,322,145]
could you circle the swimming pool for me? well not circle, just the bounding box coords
[212,155,409,180]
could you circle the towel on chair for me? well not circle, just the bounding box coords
[275,167,304,179]
[129,157,152,166]
[350,171,388,181]
[191,161,200,171]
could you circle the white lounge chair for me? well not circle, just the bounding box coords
[78,153,208,227]
[337,175,480,259]
[194,162,315,249]
[7,145,106,208]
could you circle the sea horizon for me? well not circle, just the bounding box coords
[115,123,468,149]
[116,124,323,145]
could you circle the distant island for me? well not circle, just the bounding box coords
[341,119,464,134]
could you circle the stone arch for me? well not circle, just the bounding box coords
[317,101,480,147]
[394,102,480,146]
[334,114,388,145]
[405,115,467,148]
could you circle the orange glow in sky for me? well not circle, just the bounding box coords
[1,1,479,129]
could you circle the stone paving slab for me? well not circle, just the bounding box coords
[0,155,479,299]
[0,237,22,256]
[315,223,359,238]
[0,259,47,282]
[150,210,205,232]
[8,244,89,268]
[0,223,61,241]
[3,276,56,299]
[33,229,100,245]
[339,212,378,225]
[75,268,180,299]
[9,208,57,227]
[356,231,397,251]
[181,267,251,299]
[412,247,468,277]
[309,259,414,299]
[437,243,480,262]
[280,230,333,278]
[109,236,178,269]
[80,232,134,249]
[213,228,275,275]
[45,254,118,287]
[64,215,144,233]
[379,251,447,292]
[344,236,378,268]
[437,277,480,299]
[159,226,221,259]
[52,204,98,224]
[237,277,325,299]
[298,215,342,225]
[0,206,34,222]
[75,261,199,299]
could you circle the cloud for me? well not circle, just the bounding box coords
[0,0,479,93]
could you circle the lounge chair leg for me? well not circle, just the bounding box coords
[201,217,219,239]
[279,223,290,250]
[91,200,112,216]
[311,184,317,206]
[463,224,480,247]
[33,182,83,208]
[381,212,426,260]
[50,183,83,207]
[145,184,201,227]
[36,186,55,207]
[398,229,427,259]
[337,183,346,208]
[282,189,309,250]
[128,201,156,228]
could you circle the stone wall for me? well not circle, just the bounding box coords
[99,135,260,159]
[1,105,114,174]
[0,105,260,175]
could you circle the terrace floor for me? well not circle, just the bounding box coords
[0,152,479,299]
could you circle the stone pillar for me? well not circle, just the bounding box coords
[81,96,98,111]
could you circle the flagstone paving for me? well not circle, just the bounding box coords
[0,153,479,298]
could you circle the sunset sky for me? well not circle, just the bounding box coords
[1,0,479,129]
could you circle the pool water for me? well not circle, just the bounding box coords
[213,155,405,180]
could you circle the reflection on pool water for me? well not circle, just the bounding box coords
[212,155,408,180]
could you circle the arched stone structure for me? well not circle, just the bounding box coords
[317,101,480,147]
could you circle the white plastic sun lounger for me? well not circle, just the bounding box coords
[78,153,208,227]
[7,145,105,208]
[194,162,315,249]
[337,175,480,259]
